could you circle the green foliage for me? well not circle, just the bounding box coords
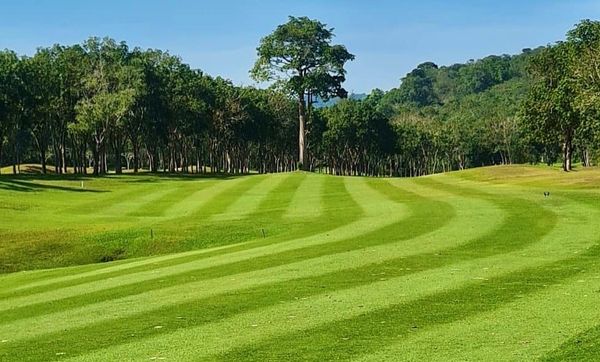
[395,62,440,107]
[251,16,354,100]
[319,98,393,175]
[0,50,20,172]
[381,52,531,114]
[1,19,599,177]
[0,36,304,175]
[521,19,600,170]
[369,49,536,175]
[251,16,354,168]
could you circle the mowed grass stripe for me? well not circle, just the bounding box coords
[127,181,206,217]
[542,322,600,361]
[161,176,253,218]
[357,256,600,362]
[96,185,181,217]
[284,173,324,219]
[67,179,158,216]
[62,201,583,362]
[3,182,499,351]
[215,194,593,361]
[0,173,346,297]
[351,199,600,362]
[0,177,404,312]
[0,177,467,358]
[1,175,267,291]
[0,257,130,294]
[0,171,580,360]
[250,172,308,217]
[211,173,289,221]
[2,169,598,361]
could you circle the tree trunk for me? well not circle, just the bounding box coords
[40,147,47,175]
[102,149,108,174]
[12,143,18,174]
[563,135,573,172]
[149,148,158,173]
[582,148,591,167]
[133,142,139,173]
[115,142,122,175]
[62,140,68,174]
[298,94,307,169]
[53,142,61,174]
[93,141,100,176]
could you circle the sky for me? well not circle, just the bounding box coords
[2,0,600,93]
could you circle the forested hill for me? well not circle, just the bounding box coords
[353,49,538,172]
[319,50,532,111]
[381,50,535,109]
[317,22,599,176]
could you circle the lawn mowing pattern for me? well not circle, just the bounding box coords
[1,167,600,361]
[542,324,600,361]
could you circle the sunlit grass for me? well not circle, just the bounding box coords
[0,165,599,361]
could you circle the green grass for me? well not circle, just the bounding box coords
[1,165,600,361]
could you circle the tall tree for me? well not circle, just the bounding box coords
[0,51,20,174]
[251,16,354,169]
[568,19,600,166]
[51,44,87,174]
[75,37,140,175]
[19,49,61,174]
[522,43,579,171]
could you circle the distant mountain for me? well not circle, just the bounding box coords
[312,93,367,108]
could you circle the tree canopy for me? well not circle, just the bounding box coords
[251,16,354,169]
[0,19,598,177]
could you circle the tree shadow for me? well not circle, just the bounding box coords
[0,171,254,182]
[0,171,260,191]
[113,172,254,182]
[0,178,106,193]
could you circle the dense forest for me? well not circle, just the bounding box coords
[1,18,599,176]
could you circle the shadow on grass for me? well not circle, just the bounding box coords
[542,324,600,361]
[0,179,105,193]
[114,172,249,183]
[0,170,257,183]
[0,170,263,192]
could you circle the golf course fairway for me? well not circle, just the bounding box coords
[1,165,600,361]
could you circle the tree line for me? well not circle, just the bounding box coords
[309,18,600,175]
[0,38,301,175]
[1,18,599,176]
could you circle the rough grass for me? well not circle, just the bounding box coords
[1,165,600,361]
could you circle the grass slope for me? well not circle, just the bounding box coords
[0,165,600,361]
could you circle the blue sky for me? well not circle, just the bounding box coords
[2,0,599,92]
